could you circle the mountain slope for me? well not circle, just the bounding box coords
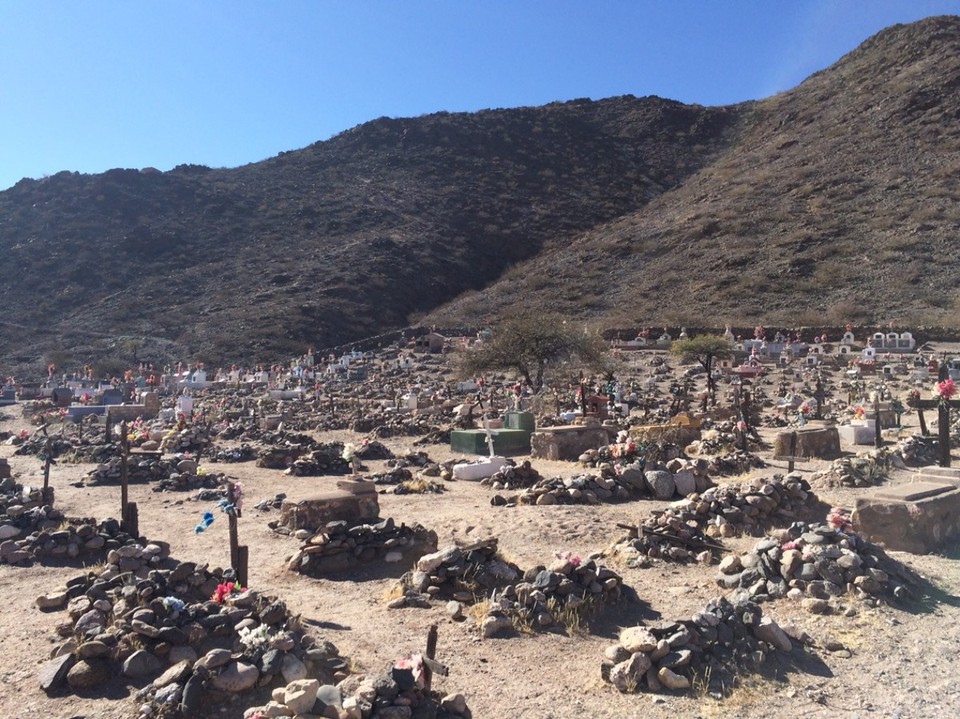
[428,15,960,331]
[0,96,743,372]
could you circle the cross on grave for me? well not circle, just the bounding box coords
[225,481,249,588]
[773,431,810,473]
[906,396,960,467]
[813,376,826,421]
[118,421,139,537]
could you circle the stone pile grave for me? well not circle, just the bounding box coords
[36,549,355,717]
[809,447,900,488]
[4,516,142,566]
[480,555,624,637]
[285,516,438,577]
[601,594,796,696]
[715,520,922,611]
[398,538,519,605]
[397,539,625,637]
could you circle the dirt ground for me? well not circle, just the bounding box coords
[1,405,959,719]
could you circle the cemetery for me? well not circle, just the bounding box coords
[0,324,959,718]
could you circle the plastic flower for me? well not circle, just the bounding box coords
[211,581,245,603]
[935,378,956,401]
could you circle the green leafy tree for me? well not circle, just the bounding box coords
[671,335,733,408]
[457,312,609,393]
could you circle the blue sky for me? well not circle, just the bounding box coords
[1,1,958,191]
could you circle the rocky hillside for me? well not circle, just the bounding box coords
[429,16,960,331]
[1,15,959,374]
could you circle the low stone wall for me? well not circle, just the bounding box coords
[278,482,380,532]
[854,480,960,554]
[530,424,616,461]
[773,426,841,460]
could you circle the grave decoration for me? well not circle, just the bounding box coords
[714,518,922,611]
[285,516,438,577]
[601,594,797,696]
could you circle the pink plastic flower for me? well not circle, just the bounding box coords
[936,378,956,400]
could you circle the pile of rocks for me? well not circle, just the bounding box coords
[37,549,351,717]
[356,440,395,461]
[809,448,901,488]
[715,520,921,611]
[399,538,520,605]
[244,669,471,719]
[152,468,231,493]
[352,411,443,438]
[286,517,438,577]
[3,516,141,565]
[398,541,625,637]
[480,555,624,637]
[480,461,543,490]
[207,443,258,463]
[607,513,724,565]
[897,434,940,466]
[1,479,63,557]
[285,444,352,477]
[85,454,177,485]
[602,594,795,696]
[490,472,632,507]
[489,458,714,507]
[160,425,214,453]
[668,474,815,539]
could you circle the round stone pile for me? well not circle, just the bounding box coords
[351,411,442,438]
[480,460,543,490]
[481,556,624,637]
[3,516,140,566]
[285,517,438,577]
[285,444,352,476]
[399,538,521,604]
[809,448,899,488]
[897,434,940,466]
[607,512,723,565]
[601,594,795,696]
[85,454,173,485]
[668,473,815,538]
[715,520,922,612]
[243,669,471,719]
[160,425,213,453]
[37,551,349,717]
[208,442,258,463]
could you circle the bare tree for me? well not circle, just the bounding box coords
[457,312,609,393]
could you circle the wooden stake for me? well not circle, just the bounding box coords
[119,420,130,532]
[874,395,882,448]
[423,624,439,692]
[939,403,951,467]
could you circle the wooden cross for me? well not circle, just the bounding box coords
[118,420,139,537]
[226,481,248,588]
[773,431,810,473]
[906,396,959,467]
